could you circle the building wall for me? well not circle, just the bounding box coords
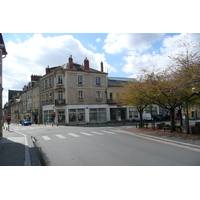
[66,71,107,105]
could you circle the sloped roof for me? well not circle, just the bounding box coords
[108,77,135,86]
[0,33,7,56]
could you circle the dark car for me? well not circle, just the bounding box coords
[22,119,32,125]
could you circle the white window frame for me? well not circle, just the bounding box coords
[77,75,84,85]
[58,91,63,100]
[49,77,52,87]
[95,90,102,100]
[78,90,84,100]
[96,77,101,85]
[57,75,63,84]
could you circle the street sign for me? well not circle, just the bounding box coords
[6,115,11,119]
[182,101,187,109]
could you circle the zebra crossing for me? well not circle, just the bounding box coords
[41,129,128,141]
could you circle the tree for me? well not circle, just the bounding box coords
[140,67,190,132]
[117,80,150,127]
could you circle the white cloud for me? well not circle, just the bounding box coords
[3,33,116,105]
[120,33,200,76]
[96,38,102,43]
[103,33,165,54]
[88,43,97,51]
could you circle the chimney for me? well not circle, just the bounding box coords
[100,61,103,72]
[84,57,89,70]
[68,55,73,69]
[31,75,41,82]
[46,65,50,74]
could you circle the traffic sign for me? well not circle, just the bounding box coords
[6,115,11,119]
[182,101,187,109]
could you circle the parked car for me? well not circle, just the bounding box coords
[152,115,162,121]
[131,113,152,122]
[21,119,31,125]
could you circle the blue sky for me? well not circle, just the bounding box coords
[2,33,200,105]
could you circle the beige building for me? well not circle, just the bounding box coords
[9,92,22,123]
[41,56,110,124]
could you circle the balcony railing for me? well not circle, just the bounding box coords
[55,99,65,106]
[107,99,119,104]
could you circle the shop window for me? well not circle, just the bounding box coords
[69,109,85,123]
[89,108,106,122]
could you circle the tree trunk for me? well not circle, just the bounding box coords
[170,108,176,132]
[139,111,143,127]
[178,109,183,126]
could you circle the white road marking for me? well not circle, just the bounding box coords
[68,133,80,137]
[90,131,104,135]
[55,134,66,139]
[80,132,92,136]
[42,136,51,140]
[101,130,116,134]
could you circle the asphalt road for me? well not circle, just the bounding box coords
[10,124,200,166]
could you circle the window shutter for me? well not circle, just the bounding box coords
[93,76,96,85]
[82,75,84,85]
[101,77,103,85]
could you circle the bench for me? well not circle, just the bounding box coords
[134,123,149,128]
[164,125,171,131]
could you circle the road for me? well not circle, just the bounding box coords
[10,124,200,166]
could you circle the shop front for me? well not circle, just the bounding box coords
[43,105,55,124]
[110,106,127,121]
[67,104,109,124]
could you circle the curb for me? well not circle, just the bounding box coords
[118,129,200,150]
[13,131,41,166]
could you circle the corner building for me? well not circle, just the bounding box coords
[41,56,110,125]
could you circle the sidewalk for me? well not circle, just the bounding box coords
[128,127,200,148]
[0,128,41,166]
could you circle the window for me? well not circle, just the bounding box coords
[45,79,48,88]
[46,93,48,101]
[96,77,101,85]
[49,91,52,100]
[77,75,83,85]
[78,90,83,100]
[89,108,106,122]
[69,109,85,123]
[49,77,52,86]
[96,91,102,101]
[109,92,113,100]
[58,91,63,100]
[57,75,63,84]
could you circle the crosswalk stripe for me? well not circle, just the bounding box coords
[68,133,80,137]
[55,134,66,139]
[42,136,51,140]
[90,131,104,135]
[101,130,116,134]
[80,132,92,136]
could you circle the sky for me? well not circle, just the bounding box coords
[2,33,200,106]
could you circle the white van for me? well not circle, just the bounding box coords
[131,113,152,122]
